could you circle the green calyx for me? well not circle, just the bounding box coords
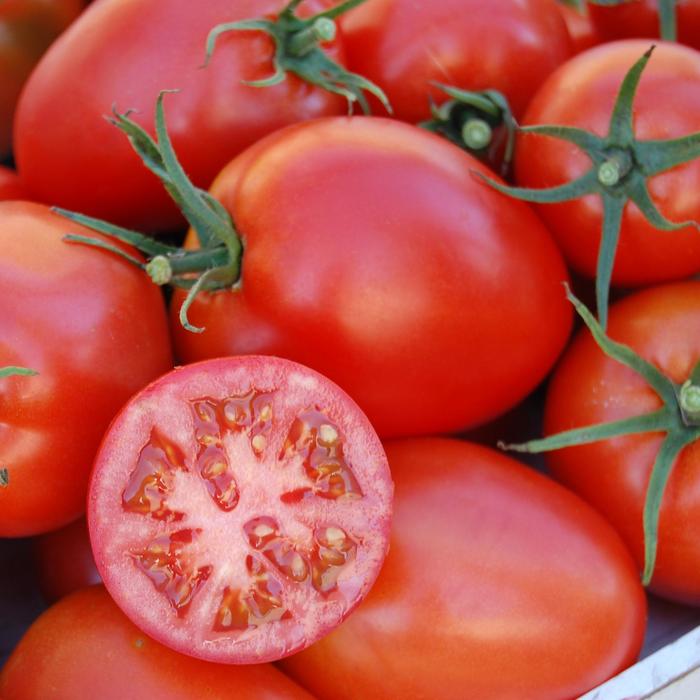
[581,0,678,41]
[0,366,37,378]
[203,0,391,115]
[57,91,242,334]
[474,47,700,330]
[0,468,8,488]
[420,85,516,176]
[499,286,700,587]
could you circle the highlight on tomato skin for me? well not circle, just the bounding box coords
[88,355,393,665]
[0,585,315,700]
[280,439,647,700]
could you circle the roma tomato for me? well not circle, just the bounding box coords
[170,117,572,438]
[14,0,358,232]
[33,518,100,603]
[280,439,646,700]
[544,281,700,605]
[514,40,700,287]
[0,0,86,158]
[88,356,393,664]
[0,166,25,200]
[0,201,172,537]
[0,586,315,699]
[589,0,700,49]
[340,0,572,122]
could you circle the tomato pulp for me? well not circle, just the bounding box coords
[88,356,393,663]
[281,439,647,700]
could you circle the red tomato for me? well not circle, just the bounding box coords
[544,281,700,605]
[0,166,25,200]
[14,0,356,232]
[0,586,315,699]
[171,117,572,438]
[88,356,393,664]
[33,518,100,603]
[558,3,600,54]
[280,439,647,700]
[340,0,572,122]
[514,40,700,287]
[589,0,700,50]
[0,201,172,536]
[0,0,86,157]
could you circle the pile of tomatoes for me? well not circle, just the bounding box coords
[2,1,700,698]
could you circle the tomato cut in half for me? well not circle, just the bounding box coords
[88,356,393,664]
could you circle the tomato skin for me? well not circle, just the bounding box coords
[514,40,700,287]
[589,0,700,50]
[340,0,572,122]
[544,281,700,605]
[33,518,100,603]
[0,586,315,700]
[280,439,646,700]
[14,0,348,232]
[0,166,25,200]
[558,3,600,54]
[171,117,572,438]
[0,201,172,536]
[0,0,85,158]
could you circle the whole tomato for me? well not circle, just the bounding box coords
[0,586,315,699]
[166,116,572,438]
[0,166,25,200]
[514,41,700,288]
[339,0,572,122]
[33,518,100,603]
[0,0,86,157]
[0,201,172,537]
[14,0,365,232]
[589,0,700,49]
[280,439,647,700]
[544,281,700,605]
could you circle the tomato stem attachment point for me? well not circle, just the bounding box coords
[598,150,633,187]
[289,18,337,56]
[462,119,493,151]
[147,256,173,286]
[680,381,700,425]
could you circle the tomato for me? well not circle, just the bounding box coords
[33,518,100,603]
[589,0,700,49]
[13,0,362,232]
[558,3,600,54]
[514,40,700,288]
[0,201,172,536]
[0,0,86,157]
[88,356,393,664]
[170,117,572,438]
[280,439,647,700]
[0,585,315,699]
[544,281,700,605]
[339,0,572,123]
[0,166,25,200]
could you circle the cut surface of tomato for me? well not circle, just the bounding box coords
[88,356,392,664]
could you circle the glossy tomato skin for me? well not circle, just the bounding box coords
[515,40,700,287]
[172,117,573,438]
[545,281,700,605]
[0,165,25,200]
[0,586,315,700]
[589,0,700,50]
[281,439,646,700]
[339,0,572,122]
[14,0,348,232]
[33,518,100,603]
[0,201,172,536]
[558,3,600,54]
[0,0,86,157]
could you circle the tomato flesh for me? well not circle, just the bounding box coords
[88,356,393,664]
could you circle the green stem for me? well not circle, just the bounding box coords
[658,0,677,41]
[0,366,38,378]
[680,381,700,425]
[288,17,337,56]
[461,118,493,151]
[598,150,634,187]
[0,468,8,488]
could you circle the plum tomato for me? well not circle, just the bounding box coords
[168,117,573,438]
[0,201,172,537]
[280,439,647,700]
[33,518,100,603]
[87,356,393,664]
[14,0,362,232]
[0,586,315,699]
[544,281,700,605]
[340,0,572,122]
